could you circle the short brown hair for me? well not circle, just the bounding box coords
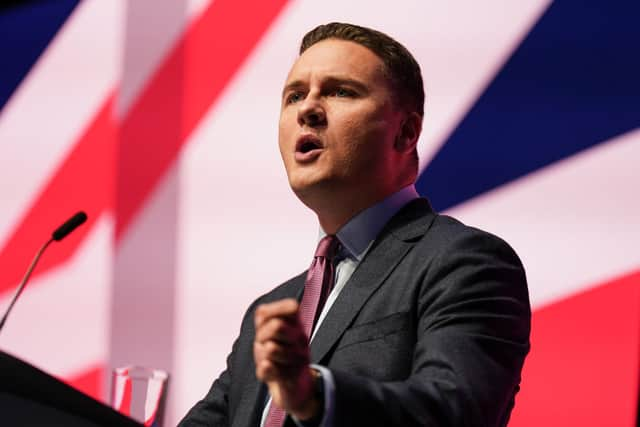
[300,22,425,118]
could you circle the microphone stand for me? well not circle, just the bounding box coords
[0,238,53,333]
[0,210,87,334]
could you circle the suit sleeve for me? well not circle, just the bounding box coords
[330,229,531,427]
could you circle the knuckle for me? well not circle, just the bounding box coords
[272,319,285,334]
[265,340,279,354]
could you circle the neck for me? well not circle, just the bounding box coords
[310,184,412,234]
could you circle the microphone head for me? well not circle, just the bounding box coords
[52,211,88,241]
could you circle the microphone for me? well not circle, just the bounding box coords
[52,211,87,241]
[0,211,88,334]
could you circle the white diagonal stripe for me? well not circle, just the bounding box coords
[446,128,640,309]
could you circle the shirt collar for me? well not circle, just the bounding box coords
[319,185,420,262]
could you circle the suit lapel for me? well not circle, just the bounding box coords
[232,382,266,427]
[310,198,436,363]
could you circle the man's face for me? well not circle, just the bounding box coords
[278,39,404,205]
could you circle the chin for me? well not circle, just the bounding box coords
[289,169,320,190]
[289,175,335,205]
[290,179,319,199]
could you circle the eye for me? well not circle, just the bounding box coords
[333,88,354,98]
[285,91,304,104]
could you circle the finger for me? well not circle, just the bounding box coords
[255,317,305,344]
[255,339,308,366]
[255,353,308,383]
[254,299,299,328]
[255,357,278,382]
[255,352,297,382]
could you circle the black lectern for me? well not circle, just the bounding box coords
[0,350,142,426]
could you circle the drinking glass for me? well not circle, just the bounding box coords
[111,366,169,427]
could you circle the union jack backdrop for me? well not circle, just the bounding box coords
[0,1,638,425]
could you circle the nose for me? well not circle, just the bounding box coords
[297,96,326,128]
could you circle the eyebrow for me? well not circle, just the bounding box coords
[281,76,370,99]
[281,80,306,99]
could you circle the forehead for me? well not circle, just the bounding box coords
[285,39,387,85]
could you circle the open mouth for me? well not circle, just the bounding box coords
[295,135,323,153]
[298,139,321,153]
[295,135,323,162]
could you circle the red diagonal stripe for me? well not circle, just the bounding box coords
[510,269,640,427]
[64,364,105,402]
[0,0,290,295]
[115,0,290,238]
[0,95,116,295]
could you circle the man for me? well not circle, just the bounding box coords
[180,22,530,427]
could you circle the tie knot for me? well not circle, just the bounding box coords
[314,235,340,259]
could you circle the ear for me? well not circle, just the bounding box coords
[394,112,422,154]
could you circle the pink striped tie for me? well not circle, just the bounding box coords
[263,235,339,427]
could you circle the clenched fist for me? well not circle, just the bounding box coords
[253,299,321,420]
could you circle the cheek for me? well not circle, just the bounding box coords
[334,103,393,138]
[277,129,285,155]
[278,113,294,153]
[335,114,392,158]
[329,118,359,163]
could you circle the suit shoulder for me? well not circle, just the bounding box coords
[251,271,307,306]
[235,271,306,328]
[418,214,525,272]
[431,214,518,250]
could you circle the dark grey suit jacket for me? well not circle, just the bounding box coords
[179,198,531,427]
